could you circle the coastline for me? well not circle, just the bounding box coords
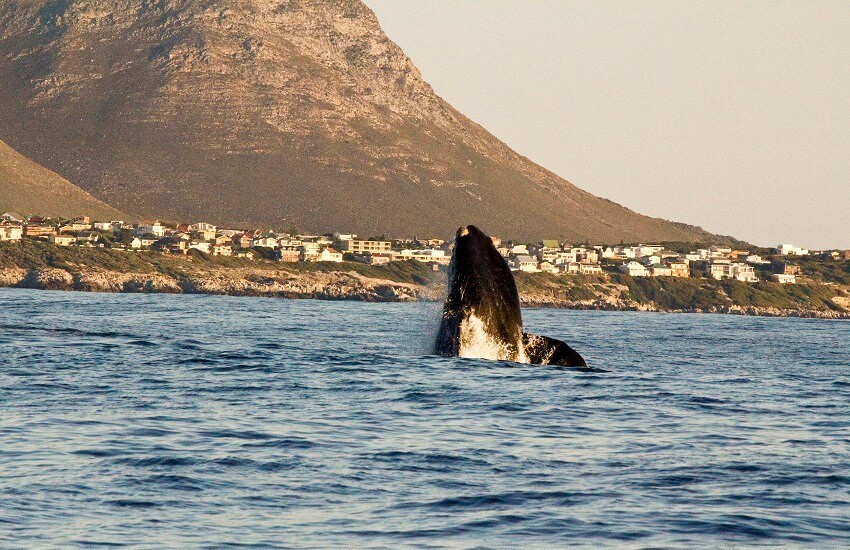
[4,265,849,319]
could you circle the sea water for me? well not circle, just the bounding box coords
[1,288,849,548]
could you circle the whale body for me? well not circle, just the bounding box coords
[435,225,587,367]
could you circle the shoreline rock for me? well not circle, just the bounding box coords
[2,267,848,319]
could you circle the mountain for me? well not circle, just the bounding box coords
[0,0,726,242]
[0,139,126,220]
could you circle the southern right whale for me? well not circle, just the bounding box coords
[434,225,588,368]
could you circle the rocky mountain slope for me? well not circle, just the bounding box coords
[0,0,726,242]
[0,139,126,220]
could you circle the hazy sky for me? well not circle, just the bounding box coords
[363,1,849,248]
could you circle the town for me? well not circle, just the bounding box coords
[1,212,848,285]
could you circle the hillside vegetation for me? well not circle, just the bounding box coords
[0,140,126,220]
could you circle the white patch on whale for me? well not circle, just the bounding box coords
[458,312,529,363]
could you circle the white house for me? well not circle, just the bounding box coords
[578,264,602,275]
[397,249,449,265]
[318,248,343,263]
[778,243,809,256]
[0,225,23,241]
[514,255,539,272]
[137,220,166,237]
[619,261,649,277]
[50,234,76,246]
[649,264,673,277]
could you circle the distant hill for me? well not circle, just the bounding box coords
[0,139,126,221]
[0,0,731,243]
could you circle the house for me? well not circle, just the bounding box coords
[396,249,450,264]
[212,243,233,256]
[189,222,216,233]
[512,255,539,272]
[510,244,529,256]
[649,264,673,277]
[746,255,771,265]
[279,248,302,263]
[93,222,114,232]
[252,236,279,249]
[137,220,166,237]
[560,262,581,274]
[341,239,392,254]
[539,261,559,274]
[0,225,23,241]
[151,236,188,254]
[60,221,92,232]
[772,274,797,284]
[129,237,143,250]
[76,231,100,244]
[733,264,758,283]
[318,248,343,263]
[709,262,758,282]
[1,212,24,223]
[619,261,649,277]
[667,262,690,278]
[775,262,801,276]
[50,234,76,246]
[233,233,254,249]
[578,264,602,275]
[777,243,809,256]
[188,241,211,254]
[24,224,56,237]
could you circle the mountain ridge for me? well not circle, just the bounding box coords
[0,0,733,242]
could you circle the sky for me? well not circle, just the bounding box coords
[363,1,849,249]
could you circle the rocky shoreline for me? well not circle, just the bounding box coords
[3,266,849,319]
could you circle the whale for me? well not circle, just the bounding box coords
[434,225,588,368]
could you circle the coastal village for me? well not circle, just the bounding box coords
[0,212,850,284]
[2,211,848,286]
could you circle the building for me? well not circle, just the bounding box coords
[0,225,23,241]
[559,262,581,275]
[50,234,76,246]
[24,224,56,237]
[667,262,690,278]
[234,250,255,260]
[1,212,24,223]
[513,255,539,272]
[318,248,343,263]
[578,264,602,275]
[137,220,166,237]
[279,248,301,263]
[60,221,92,232]
[619,261,649,277]
[343,240,392,254]
[76,231,100,244]
[397,249,449,265]
[776,262,801,276]
[709,262,758,282]
[777,243,809,256]
[649,264,673,277]
[772,274,797,284]
[212,243,233,256]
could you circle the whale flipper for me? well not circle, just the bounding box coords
[523,332,587,368]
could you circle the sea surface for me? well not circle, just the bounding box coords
[1,288,849,548]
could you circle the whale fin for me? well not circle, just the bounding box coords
[522,332,587,368]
